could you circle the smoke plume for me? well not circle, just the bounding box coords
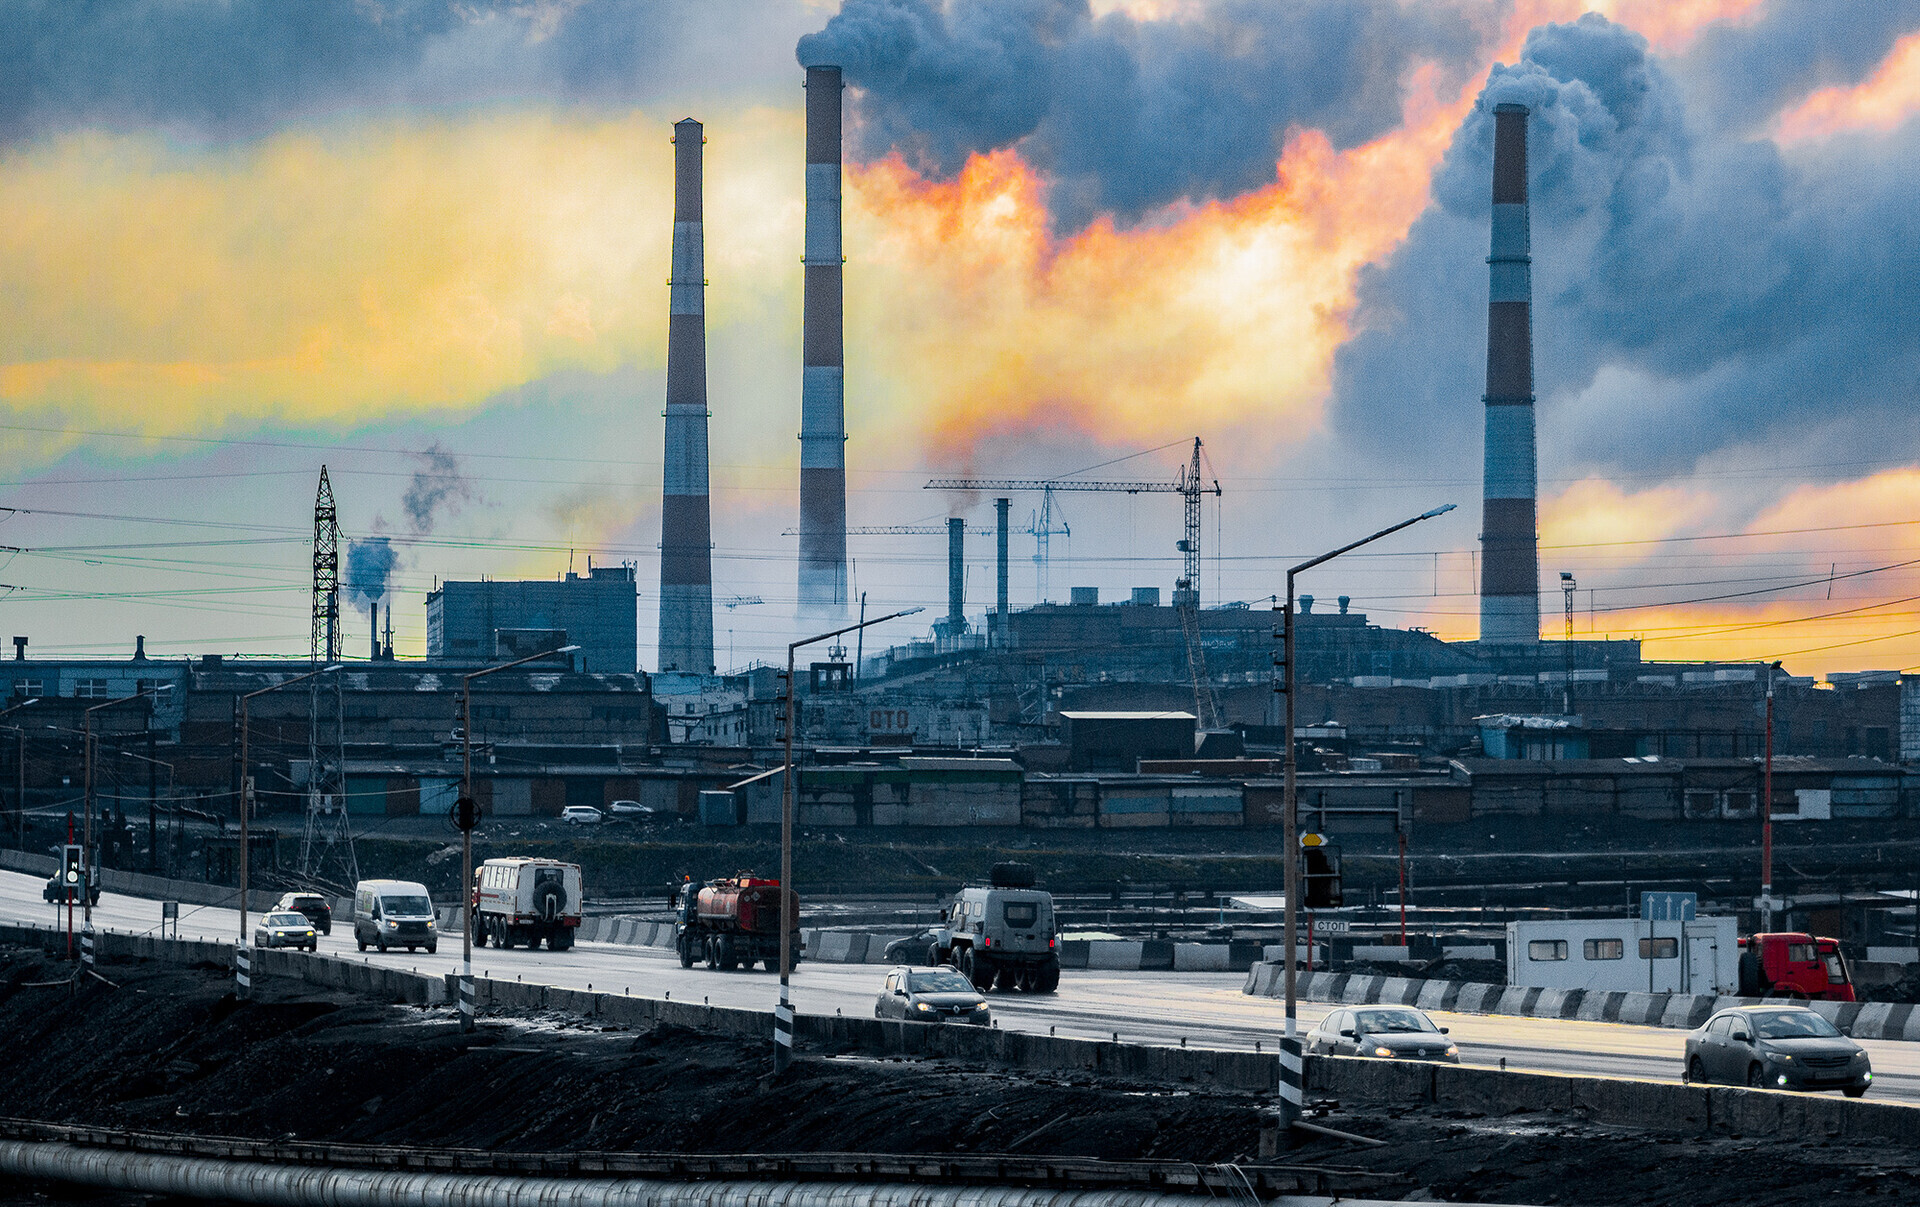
[401,443,478,535]
[797,0,1494,232]
[346,535,396,607]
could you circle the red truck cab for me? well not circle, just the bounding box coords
[1737,932,1855,1001]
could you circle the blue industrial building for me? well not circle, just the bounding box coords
[426,566,637,674]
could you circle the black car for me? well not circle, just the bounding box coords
[1684,1006,1871,1096]
[882,929,940,964]
[874,965,992,1025]
[1307,1006,1459,1062]
[275,892,333,935]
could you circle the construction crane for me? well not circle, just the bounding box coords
[721,594,764,610]
[780,524,995,536]
[925,437,1223,728]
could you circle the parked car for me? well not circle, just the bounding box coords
[1684,1005,1871,1096]
[607,799,674,822]
[253,910,319,951]
[274,892,333,935]
[1306,1006,1458,1062]
[874,965,991,1025]
[561,805,603,826]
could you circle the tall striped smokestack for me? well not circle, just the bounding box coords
[1479,102,1540,645]
[947,516,966,634]
[658,117,716,674]
[798,65,848,617]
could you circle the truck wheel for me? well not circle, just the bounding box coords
[718,935,737,970]
[377,938,388,953]
[996,966,1019,992]
[426,942,437,954]
[968,955,995,993]
[928,944,944,968]
[500,926,516,950]
[357,937,367,952]
[678,936,695,969]
[765,955,780,972]
[1035,958,1060,993]
[552,930,573,952]
[703,937,718,970]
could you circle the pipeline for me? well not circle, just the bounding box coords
[0,1140,1351,1207]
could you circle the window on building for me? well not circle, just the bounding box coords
[136,679,173,704]
[74,679,110,699]
[1682,790,1718,820]
[1527,940,1568,961]
[1583,938,1624,961]
[1721,791,1756,819]
[1639,937,1678,959]
[12,679,43,698]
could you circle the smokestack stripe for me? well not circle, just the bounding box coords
[798,65,849,616]
[1479,103,1539,645]
[659,118,716,674]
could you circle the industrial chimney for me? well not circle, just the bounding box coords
[797,65,848,618]
[658,117,717,674]
[946,516,966,637]
[1479,102,1540,645]
[994,497,1010,648]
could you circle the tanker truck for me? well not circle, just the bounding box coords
[674,874,803,971]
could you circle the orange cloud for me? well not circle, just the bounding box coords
[1541,478,1717,557]
[1568,468,1920,672]
[845,58,1470,471]
[1776,31,1920,141]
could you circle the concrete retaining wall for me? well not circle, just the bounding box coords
[1245,963,1920,1042]
[0,850,282,914]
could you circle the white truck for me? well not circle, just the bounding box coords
[470,857,583,951]
[1506,916,1738,995]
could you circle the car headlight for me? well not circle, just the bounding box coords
[1372,1045,1393,1057]
[426,920,435,928]
[1768,1052,1792,1063]
[1444,1045,1459,1057]
[973,1001,989,1011]
[383,919,397,928]
[915,1002,933,1012]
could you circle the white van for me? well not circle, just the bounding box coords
[354,879,438,953]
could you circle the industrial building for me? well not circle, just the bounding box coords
[425,566,637,674]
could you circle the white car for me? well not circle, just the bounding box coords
[561,805,603,825]
[608,799,674,822]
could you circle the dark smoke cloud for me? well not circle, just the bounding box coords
[346,535,396,606]
[798,0,1494,231]
[401,444,477,535]
[1327,12,1920,490]
[0,0,816,148]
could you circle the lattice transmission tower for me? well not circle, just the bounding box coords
[300,467,357,887]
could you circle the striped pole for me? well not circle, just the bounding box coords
[234,947,250,999]
[1278,1016,1303,1125]
[1479,102,1539,645]
[773,981,794,1071]
[80,923,94,975]
[460,973,475,1030]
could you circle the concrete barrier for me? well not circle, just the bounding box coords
[15,919,1917,1142]
[1086,941,1144,970]
[1244,962,1919,1041]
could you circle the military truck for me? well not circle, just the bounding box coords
[929,862,1060,993]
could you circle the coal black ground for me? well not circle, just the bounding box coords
[1,947,1916,1206]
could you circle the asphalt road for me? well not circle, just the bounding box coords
[5,870,1915,1104]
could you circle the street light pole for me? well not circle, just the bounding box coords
[1761,660,1781,931]
[1276,504,1453,1132]
[459,644,579,1033]
[775,606,922,1073]
[239,664,341,997]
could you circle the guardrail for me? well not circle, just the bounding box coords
[1243,964,1920,1042]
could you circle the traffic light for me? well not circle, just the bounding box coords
[61,844,83,887]
[1301,834,1341,909]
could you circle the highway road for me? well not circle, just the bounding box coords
[5,869,1916,1103]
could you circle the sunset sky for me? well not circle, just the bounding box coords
[0,0,1915,677]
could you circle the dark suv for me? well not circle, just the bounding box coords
[275,892,333,935]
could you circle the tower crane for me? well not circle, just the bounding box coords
[925,437,1223,728]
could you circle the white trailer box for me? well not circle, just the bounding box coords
[1506,916,1738,995]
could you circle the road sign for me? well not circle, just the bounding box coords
[1311,918,1350,934]
[1642,891,1697,922]
[1300,832,1327,848]
[450,796,480,832]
